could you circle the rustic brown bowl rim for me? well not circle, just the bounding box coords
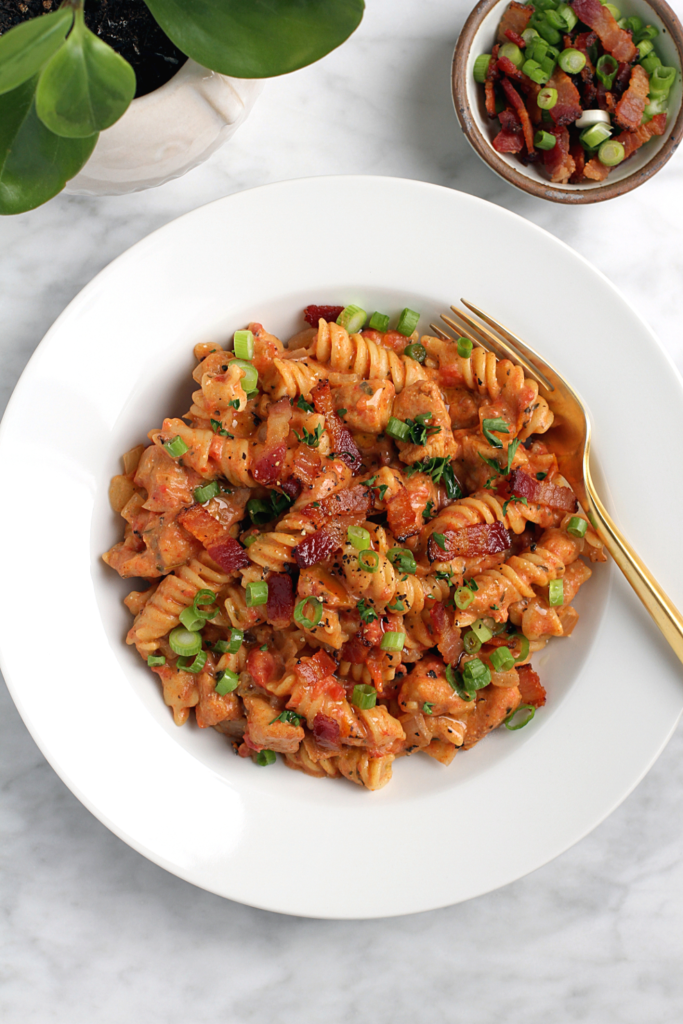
[452,0,683,203]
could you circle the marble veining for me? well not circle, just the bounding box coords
[1,0,682,1020]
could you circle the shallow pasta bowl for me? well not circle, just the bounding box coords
[1,177,682,918]
[452,0,683,202]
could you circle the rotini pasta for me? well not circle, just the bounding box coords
[105,302,604,790]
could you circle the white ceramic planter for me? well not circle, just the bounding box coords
[65,59,263,196]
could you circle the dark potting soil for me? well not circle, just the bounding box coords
[0,0,188,97]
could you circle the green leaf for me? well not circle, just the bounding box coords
[0,75,97,215]
[0,9,73,96]
[35,10,136,138]
[143,0,365,78]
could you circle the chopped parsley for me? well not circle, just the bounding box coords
[210,418,234,439]
[357,599,379,624]
[406,457,462,500]
[422,702,434,715]
[270,709,303,727]
[376,484,389,500]
[387,599,405,612]
[478,438,520,477]
[536,471,548,480]
[336,408,347,417]
[422,500,434,522]
[481,417,510,449]
[432,532,447,551]
[296,395,315,413]
[229,399,241,410]
[404,413,441,446]
[435,570,455,583]
[502,495,529,517]
[294,423,324,448]
[247,489,294,525]
[364,474,378,487]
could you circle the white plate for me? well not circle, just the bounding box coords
[1,177,681,919]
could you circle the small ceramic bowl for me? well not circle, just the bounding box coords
[452,0,683,202]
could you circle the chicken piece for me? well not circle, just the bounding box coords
[390,380,456,465]
[134,444,195,513]
[332,379,396,433]
[462,684,521,749]
[398,655,474,718]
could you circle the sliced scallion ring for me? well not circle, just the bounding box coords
[386,416,410,442]
[233,330,254,360]
[231,358,259,394]
[336,304,367,334]
[462,630,482,655]
[294,597,323,629]
[380,630,405,652]
[396,307,420,337]
[471,618,493,644]
[226,628,244,653]
[192,588,217,620]
[567,516,588,538]
[504,703,536,730]
[169,626,202,657]
[256,749,277,766]
[194,479,221,504]
[163,435,188,458]
[351,684,377,709]
[358,549,380,573]
[179,606,206,632]
[456,336,473,358]
[368,311,390,332]
[147,654,166,667]
[347,525,371,551]
[246,580,269,607]
[490,646,515,672]
[177,650,207,674]
[403,342,426,363]
[215,668,239,694]
[454,587,474,610]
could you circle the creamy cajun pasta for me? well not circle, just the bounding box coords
[104,303,604,790]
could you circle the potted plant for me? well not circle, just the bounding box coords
[0,0,364,213]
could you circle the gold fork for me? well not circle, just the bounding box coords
[430,300,683,665]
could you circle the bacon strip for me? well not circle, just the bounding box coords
[583,157,610,181]
[303,305,343,327]
[517,664,546,708]
[311,379,362,472]
[500,77,534,152]
[496,1,532,44]
[547,69,582,127]
[569,139,586,183]
[429,602,463,665]
[428,522,511,562]
[206,537,250,571]
[509,469,577,511]
[293,649,338,685]
[572,0,636,63]
[617,111,667,157]
[178,504,251,570]
[293,522,345,568]
[485,43,501,119]
[266,572,294,629]
[542,125,576,184]
[252,441,287,485]
[504,27,526,48]
[299,484,373,527]
[615,65,650,131]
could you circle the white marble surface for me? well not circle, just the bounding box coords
[2,1,683,1020]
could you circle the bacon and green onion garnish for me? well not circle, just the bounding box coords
[473,0,678,183]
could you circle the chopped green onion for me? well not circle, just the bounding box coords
[227,628,244,653]
[246,581,269,607]
[387,547,417,574]
[604,4,621,19]
[640,52,662,76]
[650,65,676,100]
[215,668,239,694]
[509,631,530,663]
[598,139,625,167]
[231,358,258,395]
[403,342,426,363]
[473,54,491,83]
[243,534,258,547]
[462,630,482,655]
[337,304,367,334]
[548,579,564,606]
[537,86,558,109]
[490,646,515,672]
[461,657,491,690]
[580,122,612,149]
[623,14,642,35]
[386,416,411,442]
[233,330,254,360]
[193,589,218,620]
[445,663,474,701]
[567,516,588,538]
[396,308,420,337]
[596,53,618,89]
[380,631,405,652]
[177,650,208,674]
[422,702,434,715]
[352,683,377,709]
[499,42,524,68]
[556,3,577,30]
[163,435,188,458]
[523,58,550,84]
[212,640,229,654]
[637,39,654,59]
[534,130,557,150]
[179,606,206,632]
[358,549,380,573]
[558,47,586,74]
[256,749,277,766]
[271,709,303,726]
[635,24,658,45]
[482,417,510,448]
[194,480,221,504]
[522,28,540,45]
[368,311,390,332]
[457,336,473,358]
[454,586,474,610]
[471,618,493,644]
[543,9,566,30]
[347,525,371,551]
[532,18,561,46]
[504,704,536,730]
[294,596,323,628]
[169,626,202,657]
[147,654,166,667]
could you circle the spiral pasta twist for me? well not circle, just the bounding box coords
[393,574,450,615]
[127,554,231,646]
[246,530,300,573]
[332,748,395,790]
[311,320,428,393]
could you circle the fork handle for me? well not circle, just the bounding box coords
[584,471,683,665]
